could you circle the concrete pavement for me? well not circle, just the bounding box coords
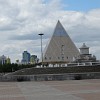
[0,79,100,100]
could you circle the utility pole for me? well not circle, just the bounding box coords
[38,33,44,67]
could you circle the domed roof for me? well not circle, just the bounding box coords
[0,55,6,59]
[80,43,89,49]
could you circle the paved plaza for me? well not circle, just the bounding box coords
[0,79,100,100]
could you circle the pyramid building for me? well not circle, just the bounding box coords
[43,20,80,64]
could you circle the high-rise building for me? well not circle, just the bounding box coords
[22,51,30,64]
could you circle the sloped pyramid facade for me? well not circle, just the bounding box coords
[43,20,80,63]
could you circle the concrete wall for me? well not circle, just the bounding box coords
[1,72,100,82]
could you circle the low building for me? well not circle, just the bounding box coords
[69,43,100,66]
[76,43,96,63]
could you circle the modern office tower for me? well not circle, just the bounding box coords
[43,20,80,65]
[22,51,30,64]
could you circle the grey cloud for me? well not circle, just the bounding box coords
[0,0,100,62]
[10,32,50,40]
[11,34,39,40]
[68,24,100,43]
[0,24,18,31]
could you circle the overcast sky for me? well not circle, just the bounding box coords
[0,0,100,62]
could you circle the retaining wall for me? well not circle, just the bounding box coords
[1,72,100,82]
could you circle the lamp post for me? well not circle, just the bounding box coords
[38,33,44,67]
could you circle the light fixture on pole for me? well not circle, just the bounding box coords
[38,33,44,67]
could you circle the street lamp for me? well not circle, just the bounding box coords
[38,33,44,67]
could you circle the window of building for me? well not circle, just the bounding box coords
[45,57,47,60]
[49,57,51,60]
[62,57,64,59]
[58,57,60,59]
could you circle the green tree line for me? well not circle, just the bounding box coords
[0,63,37,73]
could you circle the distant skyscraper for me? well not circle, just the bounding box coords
[22,51,30,64]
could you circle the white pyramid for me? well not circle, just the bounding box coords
[43,20,80,63]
